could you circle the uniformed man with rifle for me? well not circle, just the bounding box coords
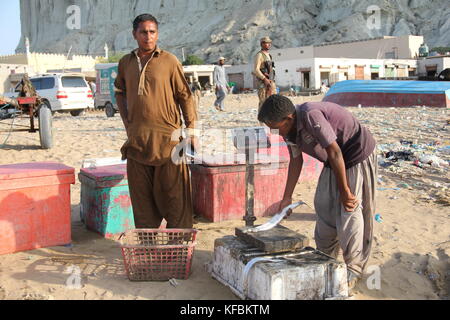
[253,36,277,111]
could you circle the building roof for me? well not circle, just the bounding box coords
[314,35,420,48]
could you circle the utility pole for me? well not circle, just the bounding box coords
[25,37,31,67]
[25,37,31,56]
[62,45,72,73]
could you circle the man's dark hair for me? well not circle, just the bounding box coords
[258,95,296,123]
[133,14,159,31]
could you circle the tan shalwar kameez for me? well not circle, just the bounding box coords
[114,47,197,229]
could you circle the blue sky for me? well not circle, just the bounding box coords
[0,1,21,55]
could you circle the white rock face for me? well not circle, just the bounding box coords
[17,0,450,64]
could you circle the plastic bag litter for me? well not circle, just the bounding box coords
[419,155,448,168]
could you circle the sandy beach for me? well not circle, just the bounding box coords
[0,93,448,300]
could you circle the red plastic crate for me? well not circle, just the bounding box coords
[0,162,75,255]
[259,134,324,181]
[190,134,323,222]
[120,229,198,281]
[190,162,288,222]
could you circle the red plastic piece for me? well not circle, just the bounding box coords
[16,97,37,105]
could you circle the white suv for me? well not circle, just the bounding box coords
[6,73,94,116]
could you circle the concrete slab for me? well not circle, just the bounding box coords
[235,225,310,254]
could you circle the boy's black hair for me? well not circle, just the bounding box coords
[258,94,296,123]
[133,14,159,31]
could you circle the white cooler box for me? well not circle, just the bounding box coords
[211,236,349,300]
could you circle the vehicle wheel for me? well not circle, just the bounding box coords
[70,110,85,117]
[105,103,115,118]
[39,100,55,117]
[39,104,53,149]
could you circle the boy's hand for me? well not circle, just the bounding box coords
[280,197,293,218]
[341,190,359,212]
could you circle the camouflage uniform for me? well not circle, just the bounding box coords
[254,37,276,111]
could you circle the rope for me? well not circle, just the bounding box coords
[0,104,17,147]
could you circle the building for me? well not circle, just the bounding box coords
[0,51,102,93]
[0,64,35,94]
[0,51,99,94]
[417,55,450,78]
[226,64,256,92]
[183,65,216,89]
[312,35,423,60]
[275,57,417,91]
[226,35,425,91]
[0,52,100,75]
[0,38,102,87]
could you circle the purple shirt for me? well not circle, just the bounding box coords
[287,102,376,169]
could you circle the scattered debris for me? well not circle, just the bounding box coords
[169,278,180,287]
[375,214,384,223]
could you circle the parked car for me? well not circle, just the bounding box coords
[4,73,94,116]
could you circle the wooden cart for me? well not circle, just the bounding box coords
[0,96,53,149]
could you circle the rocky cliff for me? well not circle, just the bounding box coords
[17,0,450,64]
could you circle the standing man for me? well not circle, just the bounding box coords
[114,14,198,229]
[258,95,378,292]
[213,57,230,112]
[191,77,202,110]
[254,37,277,111]
[89,81,97,98]
[321,82,329,95]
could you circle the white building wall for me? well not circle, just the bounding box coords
[314,35,423,60]
[225,64,254,89]
[271,46,314,61]
[314,58,417,88]
[0,53,100,75]
[417,57,450,76]
[274,58,315,90]
[274,58,417,90]
[225,56,420,92]
[183,65,216,87]
[445,57,450,70]
[0,64,35,94]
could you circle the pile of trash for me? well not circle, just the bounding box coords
[378,140,449,170]
[377,140,449,206]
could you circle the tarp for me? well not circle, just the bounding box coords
[323,80,450,108]
[325,80,450,98]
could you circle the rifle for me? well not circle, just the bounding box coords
[262,58,275,96]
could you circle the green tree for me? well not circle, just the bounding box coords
[182,55,205,66]
[98,53,127,63]
[430,47,450,55]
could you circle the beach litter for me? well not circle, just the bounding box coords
[375,214,383,223]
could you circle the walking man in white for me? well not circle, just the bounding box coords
[213,57,230,112]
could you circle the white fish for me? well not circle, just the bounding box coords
[242,257,281,297]
[245,201,305,233]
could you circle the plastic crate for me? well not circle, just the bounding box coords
[0,162,75,255]
[79,164,135,238]
[120,229,198,281]
[190,133,323,222]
